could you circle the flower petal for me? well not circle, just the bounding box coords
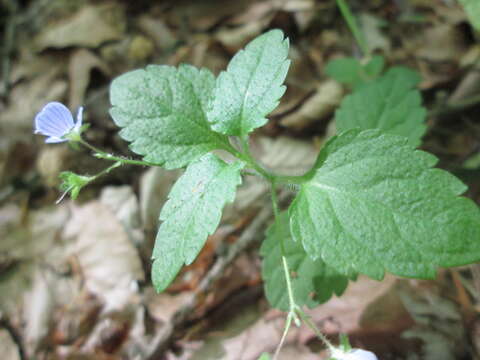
[35,102,74,138]
[45,136,68,143]
[74,106,84,131]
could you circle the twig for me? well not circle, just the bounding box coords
[145,195,283,359]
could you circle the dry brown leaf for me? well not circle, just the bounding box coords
[255,136,318,176]
[280,80,344,130]
[282,0,318,31]
[146,289,192,325]
[127,35,155,63]
[1,67,67,134]
[34,3,126,50]
[215,20,272,53]
[100,186,143,247]
[69,49,110,110]
[64,200,144,313]
[299,275,398,342]
[191,306,284,360]
[414,24,467,62]
[23,269,54,354]
[139,167,181,232]
[36,146,71,187]
[359,13,391,53]
[0,329,21,360]
[168,0,258,31]
[136,16,177,51]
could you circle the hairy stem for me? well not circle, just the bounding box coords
[336,0,370,56]
[273,312,293,360]
[297,308,334,350]
[78,138,160,167]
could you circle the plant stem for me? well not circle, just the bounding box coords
[90,161,122,181]
[336,0,370,57]
[273,312,293,360]
[297,308,334,350]
[227,137,275,181]
[78,138,160,167]
[282,256,299,317]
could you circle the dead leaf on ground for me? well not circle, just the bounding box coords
[23,269,55,354]
[0,329,21,360]
[300,275,398,342]
[280,80,344,130]
[63,200,144,313]
[100,186,144,247]
[139,167,181,232]
[34,3,126,50]
[400,280,466,359]
[359,13,391,53]
[1,66,67,135]
[69,49,110,110]
[136,16,177,51]
[415,24,467,62]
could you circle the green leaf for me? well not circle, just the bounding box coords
[152,154,244,292]
[363,55,385,78]
[110,64,231,169]
[459,0,480,31]
[261,212,352,311]
[289,129,480,280]
[383,66,421,88]
[257,353,271,360]
[325,55,384,87]
[208,29,290,136]
[335,67,426,147]
[325,58,364,86]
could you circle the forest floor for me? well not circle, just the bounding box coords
[1,0,480,359]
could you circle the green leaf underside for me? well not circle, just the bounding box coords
[335,67,426,147]
[325,55,384,87]
[289,129,480,280]
[261,212,352,311]
[459,0,480,31]
[208,29,291,136]
[152,154,244,292]
[109,64,230,169]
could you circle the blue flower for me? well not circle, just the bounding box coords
[34,102,83,143]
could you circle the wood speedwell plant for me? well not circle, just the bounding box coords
[33,9,480,360]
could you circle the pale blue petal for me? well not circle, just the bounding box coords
[74,106,84,131]
[34,102,74,138]
[45,136,68,143]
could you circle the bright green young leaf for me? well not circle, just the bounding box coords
[207,29,290,136]
[383,66,421,88]
[261,212,352,311]
[325,58,364,85]
[458,0,480,31]
[152,154,244,292]
[363,55,385,78]
[289,129,480,280]
[257,353,271,360]
[325,55,384,87]
[335,67,426,147]
[110,64,231,169]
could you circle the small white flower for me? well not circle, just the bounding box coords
[34,102,83,143]
[330,348,378,360]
